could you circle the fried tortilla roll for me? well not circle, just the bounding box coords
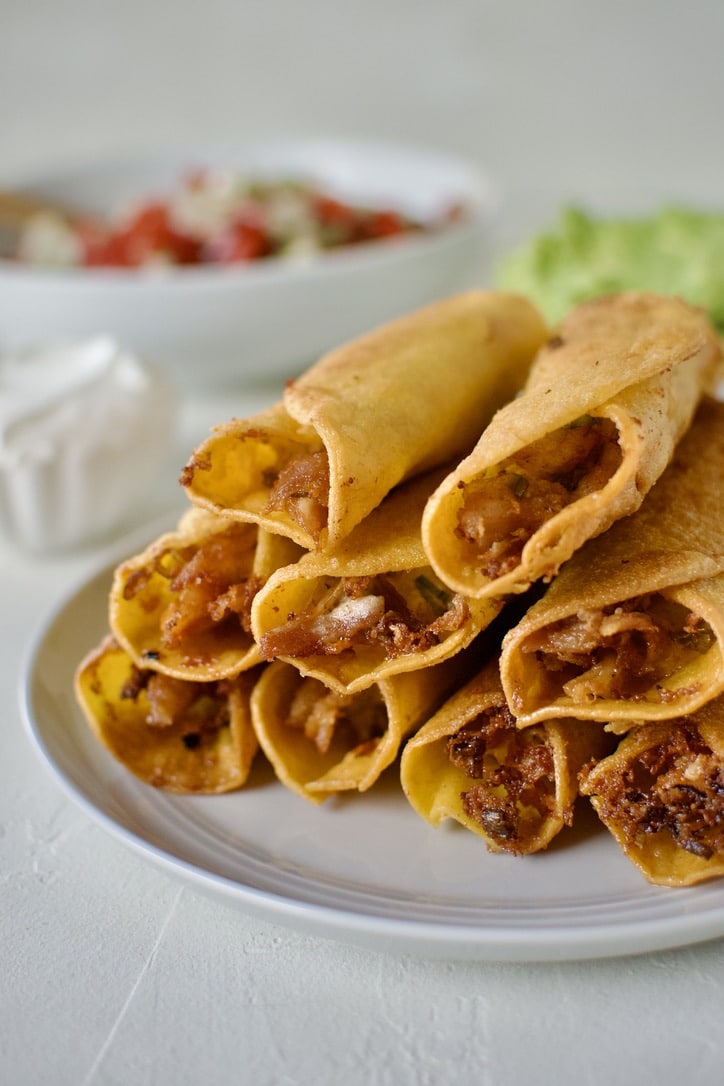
[110,506,303,682]
[180,291,548,551]
[251,651,475,804]
[500,398,724,730]
[75,637,259,793]
[580,700,724,886]
[401,659,612,854]
[422,292,721,599]
[250,471,502,695]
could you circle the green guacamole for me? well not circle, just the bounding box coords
[496,206,724,331]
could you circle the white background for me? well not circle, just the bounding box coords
[5,1,724,238]
[3,2,724,1084]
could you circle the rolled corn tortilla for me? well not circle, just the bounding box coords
[580,700,724,886]
[251,650,476,804]
[110,506,303,682]
[422,292,721,599]
[180,291,549,550]
[250,471,502,695]
[401,658,612,854]
[75,637,260,794]
[499,398,724,730]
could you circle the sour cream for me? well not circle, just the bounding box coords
[0,337,175,551]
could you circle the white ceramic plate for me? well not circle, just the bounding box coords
[0,139,496,391]
[21,555,724,962]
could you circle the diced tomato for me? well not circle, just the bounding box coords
[116,202,199,266]
[312,194,358,229]
[204,219,272,264]
[367,210,406,238]
[119,203,169,265]
[76,219,118,266]
[77,202,200,267]
[95,235,133,266]
[170,232,203,264]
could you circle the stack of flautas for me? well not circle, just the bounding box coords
[77,291,548,796]
[497,397,724,883]
[76,287,724,887]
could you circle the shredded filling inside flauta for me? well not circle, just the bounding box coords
[521,594,715,704]
[593,723,724,860]
[259,569,469,661]
[182,425,331,544]
[263,447,330,542]
[120,665,233,751]
[123,526,261,656]
[456,416,622,579]
[282,676,387,756]
[446,703,557,853]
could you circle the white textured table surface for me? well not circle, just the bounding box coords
[4,2,724,1083]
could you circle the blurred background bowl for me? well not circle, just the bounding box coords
[0,138,498,392]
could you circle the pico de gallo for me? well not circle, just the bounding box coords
[15,169,466,270]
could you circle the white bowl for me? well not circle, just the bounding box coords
[0,139,498,390]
